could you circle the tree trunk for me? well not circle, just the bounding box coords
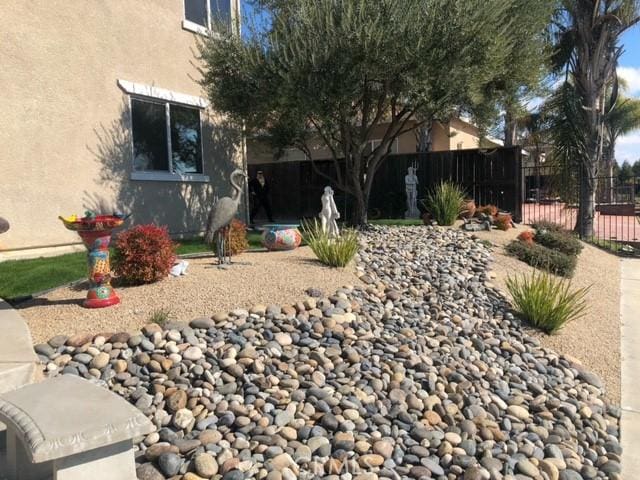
[504,110,517,147]
[575,163,596,238]
[351,179,369,227]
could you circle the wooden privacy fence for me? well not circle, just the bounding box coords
[248,147,523,222]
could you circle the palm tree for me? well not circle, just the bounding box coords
[551,0,640,236]
[604,95,640,175]
[519,111,553,201]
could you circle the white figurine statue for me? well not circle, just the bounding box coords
[405,166,420,218]
[319,186,340,238]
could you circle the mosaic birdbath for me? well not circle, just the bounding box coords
[260,224,302,251]
[59,213,126,308]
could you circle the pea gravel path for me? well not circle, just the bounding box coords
[18,247,359,345]
[470,224,621,405]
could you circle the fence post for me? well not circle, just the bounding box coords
[514,147,523,223]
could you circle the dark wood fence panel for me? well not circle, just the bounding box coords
[249,147,522,222]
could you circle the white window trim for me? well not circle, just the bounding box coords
[131,171,210,183]
[118,79,208,108]
[181,0,237,37]
[122,82,209,182]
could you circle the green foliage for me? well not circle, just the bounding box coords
[506,240,577,277]
[199,0,545,225]
[530,220,566,232]
[506,271,589,334]
[148,308,172,327]
[424,182,466,226]
[302,220,359,268]
[535,229,583,257]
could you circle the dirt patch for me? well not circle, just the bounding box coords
[468,223,621,404]
[19,247,360,345]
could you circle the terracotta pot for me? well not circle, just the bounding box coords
[460,199,476,219]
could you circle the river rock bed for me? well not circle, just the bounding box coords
[35,226,621,480]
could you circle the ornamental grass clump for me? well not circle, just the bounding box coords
[423,181,466,226]
[302,220,359,268]
[506,271,590,334]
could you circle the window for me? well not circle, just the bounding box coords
[131,98,203,178]
[183,0,232,34]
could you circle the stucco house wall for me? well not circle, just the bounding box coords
[0,1,244,255]
[247,118,491,164]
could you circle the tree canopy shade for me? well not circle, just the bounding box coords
[199,0,543,225]
[550,0,640,236]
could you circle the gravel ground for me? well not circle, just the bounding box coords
[34,225,621,480]
[18,247,359,345]
[468,223,621,405]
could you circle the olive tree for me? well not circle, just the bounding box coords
[200,0,522,226]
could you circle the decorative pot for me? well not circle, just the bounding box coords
[461,199,476,219]
[261,224,302,251]
[59,213,126,308]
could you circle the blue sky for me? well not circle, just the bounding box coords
[617,28,640,163]
[240,2,640,163]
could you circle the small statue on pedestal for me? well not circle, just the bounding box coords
[405,166,420,219]
[319,186,340,238]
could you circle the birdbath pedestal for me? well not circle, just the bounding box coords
[59,214,125,308]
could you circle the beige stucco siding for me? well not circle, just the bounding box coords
[247,119,488,164]
[447,118,481,150]
[0,1,243,252]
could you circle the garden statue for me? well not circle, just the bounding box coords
[405,166,420,219]
[0,216,9,234]
[205,169,247,266]
[319,186,340,238]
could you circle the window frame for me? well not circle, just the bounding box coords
[182,0,237,36]
[127,96,208,183]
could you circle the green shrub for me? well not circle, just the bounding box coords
[534,229,583,257]
[531,220,566,232]
[506,271,589,334]
[302,220,359,267]
[423,181,466,226]
[506,240,577,277]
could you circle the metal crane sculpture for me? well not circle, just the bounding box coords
[205,169,247,266]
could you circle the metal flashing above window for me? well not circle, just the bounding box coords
[117,80,208,109]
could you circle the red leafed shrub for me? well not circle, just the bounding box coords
[477,204,498,216]
[215,219,249,256]
[494,214,512,231]
[518,230,535,245]
[113,224,177,284]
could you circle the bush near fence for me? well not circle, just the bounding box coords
[506,241,577,277]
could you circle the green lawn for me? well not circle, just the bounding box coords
[0,232,267,300]
[0,252,87,300]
